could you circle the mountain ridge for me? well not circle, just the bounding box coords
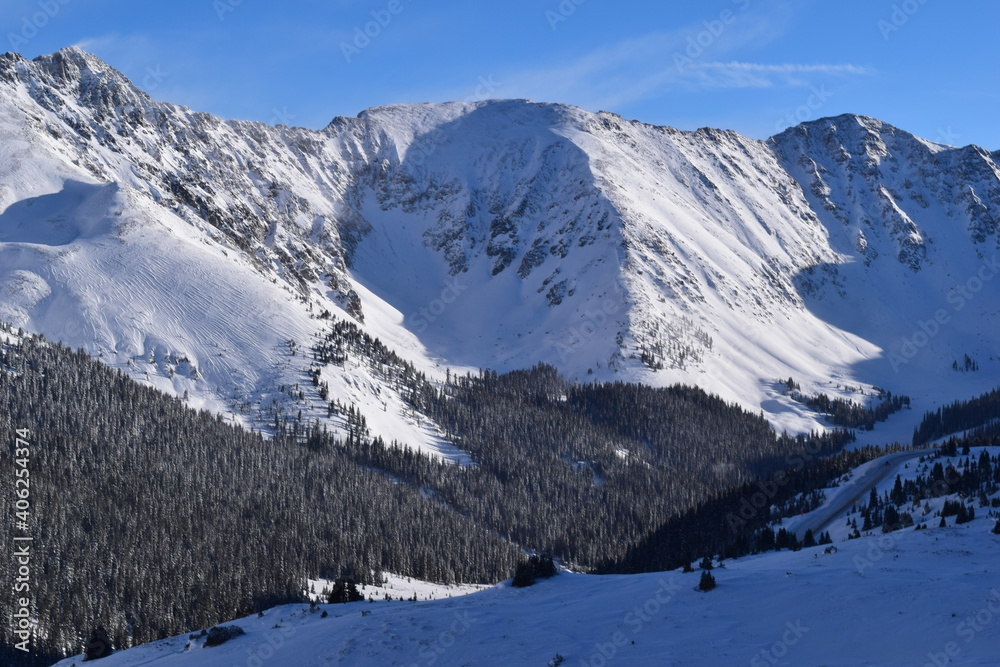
[0,47,997,443]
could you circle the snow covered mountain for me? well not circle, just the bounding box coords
[1,46,998,442]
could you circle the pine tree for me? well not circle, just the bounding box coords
[512,561,536,588]
[328,579,365,604]
[883,505,900,532]
[698,570,716,592]
[83,627,113,661]
[890,475,906,506]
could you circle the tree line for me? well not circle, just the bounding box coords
[912,387,1000,446]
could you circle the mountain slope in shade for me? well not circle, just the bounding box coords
[0,47,998,442]
[771,116,1000,415]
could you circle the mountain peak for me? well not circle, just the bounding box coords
[771,113,892,141]
[23,47,150,114]
[33,45,109,76]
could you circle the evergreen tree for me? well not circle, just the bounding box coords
[512,561,536,588]
[883,506,900,532]
[83,627,113,661]
[328,579,365,604]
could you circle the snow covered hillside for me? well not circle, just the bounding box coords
[0,47,998,439]
[53,447,1000,666]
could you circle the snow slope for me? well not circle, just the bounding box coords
[54,449,1000,666]
[1,47,998,439]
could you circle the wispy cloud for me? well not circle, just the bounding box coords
[481,40,873,112]
[701,62,874,75]
[678,61,876,90]
[439,5,871,113]
[395,2,873,120]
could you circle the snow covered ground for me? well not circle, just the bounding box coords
[307,572,489,604]
[54,448,1000,667]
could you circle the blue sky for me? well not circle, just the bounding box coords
[3,0,998,147]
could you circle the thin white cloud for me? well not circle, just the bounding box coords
[432,7,871,112]
[700,62,875,75]
[677,61,875,91]
[401,3,872,115]
[482,46,874,111]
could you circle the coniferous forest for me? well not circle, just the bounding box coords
[4,319,991,665]
[911,387,1000,446]
[0,329,521,662]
